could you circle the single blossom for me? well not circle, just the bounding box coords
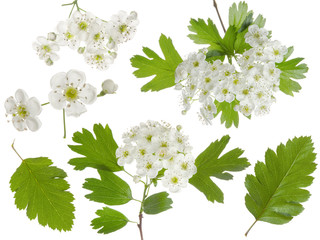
[4,89,42,131]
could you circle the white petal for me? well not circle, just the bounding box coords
[37,36,48,45]
[50,43,60,51]
[12,116,27,131]
[51,72,67,90]
[57,21,68,33]
[72,11,83,20]
[26,116,42,131]
[66,101,87,117]
[4,96,17,114]
[49,52,59,61]
[66,69,86,87]
[26,97,42,116]
[15,89,29,104]
[78,31,89,41]
[79,84,97,104]
[48,90,66,109]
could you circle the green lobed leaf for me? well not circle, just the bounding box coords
[206,49,225,62]
[83,170,133,205]
[68,124,122,172]
[276,50,308,96]
[143,192,173,215]
[245,137,316,232]
[131,34,183,92]
[229,1,253,31]
[91,207,129,234]
[10,157,75,231]
[189,135,250,203]
[214,100,240,128]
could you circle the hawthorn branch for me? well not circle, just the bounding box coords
[213,0,226,33]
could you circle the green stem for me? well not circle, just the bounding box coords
[245,219,258,237]
[63,109,67,139]
[41,102,50,106]
[227,55,233,64]
[11,140,24,162]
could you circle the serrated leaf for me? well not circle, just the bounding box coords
[206,49,225,62]
[68,124,122,172]
[229,2,253,30]
[245,137,316,235]
[190,135,250,203]
[238,13,253,33]
[253,14,266,28]
[143,192,173,215]
[10,157,75,231]
[131,34,183,92]
[187,18,224,52]
[276,51,308,96]
[83,170,133,205]
[91,207,129,234]
[221,26,237,55]
[214,100,240,128]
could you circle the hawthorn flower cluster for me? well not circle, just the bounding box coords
[33,10,139,70]
[175,24,288,124]
[116,121,197,193]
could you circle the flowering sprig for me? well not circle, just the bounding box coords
[33,0,139,70]
[131,1,308,128]
[68,122,249,239]
[4,70,117,137]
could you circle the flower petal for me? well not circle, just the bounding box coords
[66,69,86,87]
[26,97,42,116]
[79,84,97,104]
[66,100,87,117]
[78,31,89,41]
[48,90,66,109]
[15,89,29,104]
[4,96,17,114]
[26,116,42,132]
[50,72,67,90]
[57,21,68,33]
[12,116,27,131]
[37,36,48,45]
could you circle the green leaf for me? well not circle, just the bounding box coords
[276,50,308,96]
[91,207,129,234]
[10,157,75,231]
[229,2,253,30]
[214,100,240,128]
[68,124,122,172]
[238,13,253,33]
[187,18,224,52]
[143,192,173,215]
[190,135,250,203]
[253,14,266,28]
[83,170,133,205]
[131,34,183,92]
[245,137,316,235]
[221,26,237,55]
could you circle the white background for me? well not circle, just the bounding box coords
[0,0,319,239]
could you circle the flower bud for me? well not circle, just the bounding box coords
[78,47,86,54]
[45,58,54,66]
[102,79,118,94]
[47,32,57,41]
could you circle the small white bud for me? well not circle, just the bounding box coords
[133,175,141,184]
[47,32,57,41]
[78,47,86,54]
[45,58,54,66]
[102,79,118,94]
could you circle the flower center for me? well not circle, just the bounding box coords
[222,88,228,95]
[254,33,260,39]
[146,135,153,142]
[79,21,88,31]
[17,105,29,119]
[225,71,231,76]
[94,33,101,41]
[119,24,128,33]
[65,87,78,101]
[95,54,104,62]
[146,163,153,170]
[242,89,249,95]
[161,142,168,148]
[171,177,179,184]
[139,149,146,156]
[193,61,199,67]
[205,77,211,83]
[123,151,129,158]
[66,32,74,40]
[274,49,280,56]
[181,162,188,170]
[42,45,51,52]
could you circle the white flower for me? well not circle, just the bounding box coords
[101,79,118,94]
[4,89,42,131]
[84,48,116,70]
[245,24,268,47]
[264,40,288,63]
[33,36,60,65]
[48,69,97,117]
[136,157,162,179]
[133,175,141,183]
[162,170,188,193]
[116,145,136,166]
[106,11,139,44]
[56,21,80,49]
[69,11,96,41]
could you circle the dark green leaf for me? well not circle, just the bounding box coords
[245,137,316,234]
[131,34,183,92]
[190,135,249,203]
[10,157,75,231]
[143,192,173,215]
[238,13,253,33]
[83,170,133,205]
[214,100,240,128]
[91,207,129,234]
[229,2,253,30]
[68,124,122,172]
[206,49,225,62]
[276,51,308,96]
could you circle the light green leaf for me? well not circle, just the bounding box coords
[68,124,122,172]
[83,170,133,205]
[187,18,224,52]
[214,100,240,128]
[245,137,316,235]
[131,34,183,92]
[238,13,253,33]
[253,14,266,28]
[91,207,129,234]
[190,135,249,203]
[229,1,253,30]
[143,192,173,215]
[276,50,308,96]
[10,157,75,231]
